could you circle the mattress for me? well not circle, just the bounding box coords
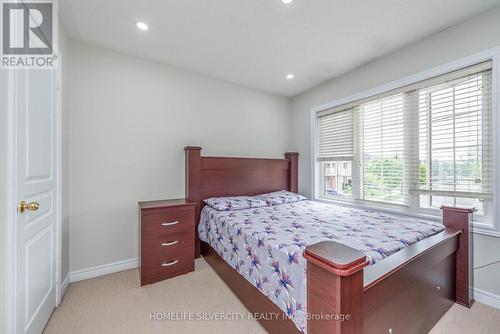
[198,200,445,332]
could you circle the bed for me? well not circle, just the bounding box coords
[185,146,473,334]
[199,199,447,332]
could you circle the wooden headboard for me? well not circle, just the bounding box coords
[185,146,299,257]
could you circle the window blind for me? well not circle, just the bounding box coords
[316,61,493,207]
[360,94,407,204]
[416,69,493,199]
[318,108,355,161]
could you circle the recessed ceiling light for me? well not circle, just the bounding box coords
[282,0,294,4]
[136,22,149,31]
[286,74,294,80]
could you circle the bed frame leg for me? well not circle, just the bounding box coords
[304,241,369,334]
[441,206,475,308]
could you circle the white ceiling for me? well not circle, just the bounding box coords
[60,0,500,97]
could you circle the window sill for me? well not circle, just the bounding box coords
[315,197,441,221]
[472,225,500,238]
[315,196,500,238]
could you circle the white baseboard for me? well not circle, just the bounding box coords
[69,258,139,283]
[474,288,500,310]
[61,273,70,296]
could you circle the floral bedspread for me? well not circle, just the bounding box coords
[198,200,445,332]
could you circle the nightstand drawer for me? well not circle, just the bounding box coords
[141,253,194,285]
[141,209,193,237]
[141,229,195,259]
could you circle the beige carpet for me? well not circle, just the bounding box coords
[44,258,500,334]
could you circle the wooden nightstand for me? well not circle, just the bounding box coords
[138,199,196,286]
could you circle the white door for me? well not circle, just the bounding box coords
[15,68,57,334]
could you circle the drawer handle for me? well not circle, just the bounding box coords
[161,221,179,226]
[161,240,178,247]
[161,260,178,267]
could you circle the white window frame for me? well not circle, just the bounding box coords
[310,47,500,237]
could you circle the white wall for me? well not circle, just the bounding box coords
[0,68,9,334]
[290,7,500,299]
[67,40,291,272]
[59,22,70,286]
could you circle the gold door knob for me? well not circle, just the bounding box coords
[18,201,39,213]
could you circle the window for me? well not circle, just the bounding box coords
[361,94,406,205]
[317,108,355,199]
[316,61,493,218]
[418,71,492,215]
[321,161,352,197]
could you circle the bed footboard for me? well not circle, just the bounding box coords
[303,206,473,334]
[441,206,475,307]
[303,241,369,334]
